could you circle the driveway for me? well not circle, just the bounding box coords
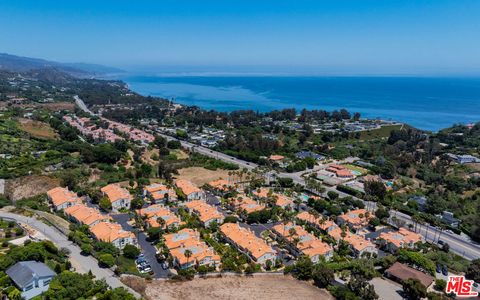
[112,213,171,279]
[0,210,140,298]
[369,277,403,300]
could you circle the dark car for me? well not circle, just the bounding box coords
[436,263,441,273]
[442,265,448,276]
[438,240,445,246]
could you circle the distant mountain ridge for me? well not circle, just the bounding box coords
[0,53,124,76]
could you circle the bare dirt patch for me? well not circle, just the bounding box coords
[176,167,230,186]
[40,102,76,112]
[5,175,60,201]
[144,275,333,300]
[18,118,58,139]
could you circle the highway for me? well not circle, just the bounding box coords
[74,96,480,261]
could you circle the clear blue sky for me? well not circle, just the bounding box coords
[1,0,479,75]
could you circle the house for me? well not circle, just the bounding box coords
[64,204,111,227]
[385,262,434,289]
[271,222,333,262]
[219,223,276,267]
[297,212,377,257]
[343,233,378,257]
[143,183,177,203]
[252,188,294,209]
[175,179,206,201]
[337,209,373,230]
[6,261,56,300]
[439,211,460,228]
[378,228,423,253]
[184,200,224,227]
[269,155,286,167]
[137,204,183,229]
[208,179,232,193]
[90,221,137,249]
[295,151,324,160]
[46,187,82,211]
[101,184,132,212]
[446,153,480,164]
[326,164,354,178]
[163,228,221,269]
[229,196,266,214]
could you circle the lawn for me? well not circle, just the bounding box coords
[343,164,368,175]
[359,124,403,140]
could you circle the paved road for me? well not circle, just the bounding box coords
[0,211,140,298]
[74,97,480,261]
[391,211,480,260]
[112,213,171,278]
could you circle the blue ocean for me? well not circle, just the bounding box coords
[120,75,480,131]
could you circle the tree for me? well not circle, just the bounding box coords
[434,279,447,291]
[364,180,387,201]
[123,244,140,259]
[466,259,480,282]
[402,278,427,300]
[327,191,339,201]
[347,275,378,300]
[98,253,115,268]
[167,140,181,149]
[184,249,192,267]
[99,197,112,211]
[312,264,334,288]
[80,243,93,255]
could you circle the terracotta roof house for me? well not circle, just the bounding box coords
[337,209,373,230]
[343,233,378,257]
[230,196,266,214]
[46,187,81,211]
[272,222,333,262]
[385,262,435,288]
[90,221,136,249]
[137,204,183,229]
[101,184,132,212]
[269,155,285,161]
[64,204,111,227]
[378,228,423,253]
[219,223,276,267]
[297,211,377,257]
[184,200,224,227]
[326,164,355,178]
[253,188,294,209]
[175,179,205,201]
[208,179,232,192]
[163,228,221,270]
[143,183,177,203]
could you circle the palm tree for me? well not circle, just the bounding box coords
[157,217,166,230]
[184,249,193,267]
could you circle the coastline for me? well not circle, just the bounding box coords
[117,74,480,132]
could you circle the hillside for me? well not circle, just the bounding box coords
[0,53,123,76]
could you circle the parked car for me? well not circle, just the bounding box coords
[436,263,442,273]
[161,262,169,270]
[442,265,448,276]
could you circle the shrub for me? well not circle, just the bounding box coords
[98,253,115,268]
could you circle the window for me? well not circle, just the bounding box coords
[25,284,33,291]
[43,279,51,286]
